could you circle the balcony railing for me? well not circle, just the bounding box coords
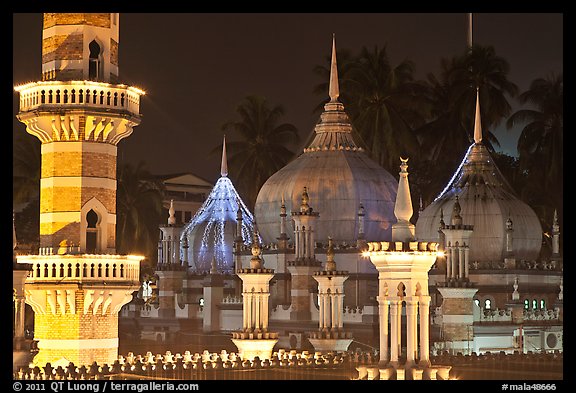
[17,254,142,284]
[15,80,144,117]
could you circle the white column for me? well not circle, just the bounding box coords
[295,227,300,258]
[459,246,465,279]
[378,296,389,365]
[390,300,400,364]
[406,300,418,366]
[337,293,344,328]
[330,294,336,329]
[446,245,452,279]
[262,293,269,330]
[309,228,315,259]
[464,245,470,278]
[318,292,324,329]
[451,246,458,279]
[14,297,26,339]
[323,293,330,328]
[419,296,431,365]
[255,293,261,330]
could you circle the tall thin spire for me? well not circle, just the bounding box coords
[329,33,340,102]
[466,13,473,50]
[221,135,228,177]
[474,87,482,144]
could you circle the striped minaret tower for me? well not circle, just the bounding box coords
[14,13,144,367]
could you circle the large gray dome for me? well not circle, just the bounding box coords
[255,99,398,245]
[416,142,542,262]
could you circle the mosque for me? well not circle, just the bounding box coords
[13,13,562,380]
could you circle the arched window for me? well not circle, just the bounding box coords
[199,298,205,307]
[484,299,492,310]
[86,209,98,254]
[532,299,538,310]
[89,40,102,80]
[540,299,546,309]
[474,299,480,308]
[524,299,530,310]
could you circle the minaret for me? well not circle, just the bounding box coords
[442,196,474,283]
[286,187,322,321]
[356,203,366,249]
[156,199,186,327]
[232,227,278,361]
[14,13,144,367]
[551,209,561,261]
[277,195,290,250]
[364,158,446,380]
[308,237,353,353]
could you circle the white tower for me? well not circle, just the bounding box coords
[232,228,278,361]
[308,237,353,352]
[364,158,450,380]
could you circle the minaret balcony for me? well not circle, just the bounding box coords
[16,254,142,285]
[15,80,144,119]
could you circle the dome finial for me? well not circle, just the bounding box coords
[394,157,413,223]
[221,134,228,177]
[168,199,176,225]
[329,33,340,103]
[474,86,483,144]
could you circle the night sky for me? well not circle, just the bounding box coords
[12,13,563,184]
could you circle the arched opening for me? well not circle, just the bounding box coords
[540,299,546,310]
[86,209,98,254]
[524,299,530,310]
[484,299,492,310]
[89,40,102,81]
[532,299,538,310]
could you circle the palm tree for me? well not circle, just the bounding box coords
[116,161,165,260]
[414,45,518,202]
[217,95,300,209]
[448,44,518,146]
[346,45,427,174]
[506,73,563,227]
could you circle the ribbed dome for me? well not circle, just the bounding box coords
[180,138,256,273]
[255,38,398,245]
[416,142,543,262]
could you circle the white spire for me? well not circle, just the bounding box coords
[392,157,416,242]
[394,157,413,223]
[474,87,482,144]
[466,13,473,49]
[329,33,339,102]
[221,135,228,177]
[168,199,176,225]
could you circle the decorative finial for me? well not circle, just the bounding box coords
[558,277,563,301]
[512,276,519,301]
[329,33,340,102]
[393,157,413,224]
[553,209,559,232]
[210,255,218,275]
[300,187,310,213]
[358,203,365,217]
[250,225,262,269]
[439,208,445,229]
[168,199,176,225]
[506,216,513,231]
[451,195,462,226]
[325,236,336,272]
[474,86,482,144]
[419,195,424,213]
[221,135,228,177]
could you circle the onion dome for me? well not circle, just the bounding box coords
[254,35,397,244]
[416,89,542,262]
[181,136,257,273]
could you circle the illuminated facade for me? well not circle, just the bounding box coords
[14,13,144,367]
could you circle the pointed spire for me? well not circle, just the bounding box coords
[329,33,340,103]
[466,13,473,50]
[474,87,483,144]
[451,195,463,226]
[220,135,228,177]
[393,157,413,223]
[325,236,336,272]
[168,199,176,225]
[210,255,218,275]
